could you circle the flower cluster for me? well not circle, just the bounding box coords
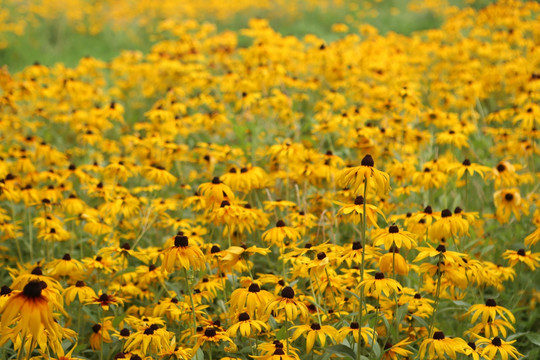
[0,1,539,360]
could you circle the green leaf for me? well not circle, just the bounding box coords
[326,344,357,359]
[526,333,540,347]
[506,332,526,341]
[344,290,361,301]
[412,315,430,329]
[112,314,126,328]
[194,348,204,360]
[396,303,409,324]
[372,341,382,358]
[452,300,470,307]
[276,326,288,340]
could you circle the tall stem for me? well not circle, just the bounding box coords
[427,255,443,337]
[357,182,368,360]
[183,268,197,339]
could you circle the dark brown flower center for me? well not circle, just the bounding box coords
[120,328,130,337]
[310,323,321,330]
[462,159,471,166]
[75,281,85,287]
[317,252,326,260]
[517,249,526,256]
[354,196,364,205]
[352,241,362,250]
[504,193,514,201]
[92,324,102,333]
[62,253,71,260]
[497,164,506,172]
[424,206,433,214]
[23,280,43,298]
[281,286,295,299]
[276,220,286,227]
[174,235,189,247]
[239,312,250,321]
[436,244,446,253]
[121,243,131,250]
[350,321,359,329]
[433,331,445,340]
[31,267,43,275]
[389,225,399,233]
[273,349,285,355]
[374,272,385,280]
[204,327,217,337]
[485,299,497,307]
[441,209,452,218]
[454,207,463,214]
[1,286,11,296]
[491,337,502,346]
[211,245,221,253]
[248,283,261,293]
[361,154,374,167]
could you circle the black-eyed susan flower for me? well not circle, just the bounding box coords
[123,323,172,354]
[335,195,386,226]
[477,336,523,360]
[162,234,205,272]
[86,291,124,311]
[198,177,235,207]
[64,280,97,306]
[262,220,301,247]
[428,209,469,241]
[0,280,63,348]
[337,321,375,345]
[418,331,467,359]
[193,326,237,352]
[382,338,413,360]
[336,154,391,196]
[372,224,417,250]
[503,248,540,270]
[493,188,529,223]
[229,282,274,318]
[89,320,114,350]
[46,253,86,279]
[265,286,309,321]
[227,312,269,337]
[379,247,409,276]
[359,272,401,297]
[465,299,515,324]
[290,322,337,353]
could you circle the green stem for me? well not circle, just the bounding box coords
[427,255,443,338]
[357,182,368,360]
[184,268,198,339]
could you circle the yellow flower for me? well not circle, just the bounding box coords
[0,280,63,350]
[262,220,301,247]
[123,323,172,354]
[493,188,529,223]
[193,326,237,352]
[503,248,540,270]
[141,164,177,185]
[291,322,337,353]
[477,336,523,360]
[419,331,467,359]
[465,299,515,324]
[335,196,386,226]
[63,281,97,306]
[162,234,206,272]
[379,248,409,276]
[227,312,269,337]
[358,272,401,297]
[265,286,309,321]
[372,224,417,250]
[336,154,391,196]
[229,283,274,318]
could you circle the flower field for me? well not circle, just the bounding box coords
[0,0,539,359]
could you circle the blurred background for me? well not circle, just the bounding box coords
[0,0,495,71]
